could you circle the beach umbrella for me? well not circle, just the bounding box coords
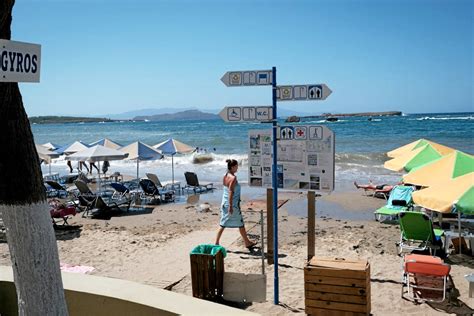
[67,145,128,190]
[56,141,90,155]
[89,138,122,150]
[412,172,474,214]
[36,144,60,175]
[154,138,195,184]
[119,141,163,181]
[384,144,443,172]
[403,151,474,187]
[387,139,455,158]
[412,172,474,254]
[41,142,61,150]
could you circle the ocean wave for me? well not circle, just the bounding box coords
[411,116,473,121]
[335,152,387,165]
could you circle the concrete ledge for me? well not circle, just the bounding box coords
[0,266,258,316]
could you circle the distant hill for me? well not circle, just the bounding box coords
[29,116,115,124]
[134,110,218,121]
[104,107,196,120]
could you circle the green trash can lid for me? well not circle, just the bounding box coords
[190,244,227,258]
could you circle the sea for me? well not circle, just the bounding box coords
[33,112,474,192]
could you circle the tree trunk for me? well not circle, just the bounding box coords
[0,1,68,315]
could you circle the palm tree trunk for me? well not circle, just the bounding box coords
[0,1,68,314]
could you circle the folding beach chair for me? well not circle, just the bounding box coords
[184,172,213,193]
[374,185,414,222]
[402,254,451,303]
[139,179,175,203]
[398,211,444,255]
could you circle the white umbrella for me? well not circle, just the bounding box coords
[36,144,60,175]
[67,145,128,190]
[89,138,122,150]
[56,141,89,155]
[41,142,61,150]
[119,141,163,181]
[154,138,195,184]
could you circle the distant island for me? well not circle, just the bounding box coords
[29,116,116,124]
[134,110,218,121]
[29,110,219,124]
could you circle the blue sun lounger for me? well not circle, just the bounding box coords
[374,185,415,222]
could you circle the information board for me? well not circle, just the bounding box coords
[248,125,335,192]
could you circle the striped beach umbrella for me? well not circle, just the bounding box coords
[387,139,455,158]
[384,144,443,172]
[403,151,474,187]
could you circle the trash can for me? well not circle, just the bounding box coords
[190,244,226,300]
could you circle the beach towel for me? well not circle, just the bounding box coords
[220,182,244,228]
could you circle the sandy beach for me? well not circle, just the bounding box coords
[0,185,473,315]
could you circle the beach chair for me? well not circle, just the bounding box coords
[374,185,414,222]
[45,180,73,199]
[184,172,213,193]
[88,196,131,220]
[109,182,130,200]
[398,211,444,255]
[146,173,176,190]
[402,254,451,302]
[49,199,77,226]
[139,179,175,203]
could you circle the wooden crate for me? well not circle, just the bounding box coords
[304,257,370,316]
[190,251,224,300]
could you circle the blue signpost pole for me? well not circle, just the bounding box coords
[271,66,279,304]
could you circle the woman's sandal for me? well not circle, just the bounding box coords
[246,241,257,250]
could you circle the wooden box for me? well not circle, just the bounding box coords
[304,257,371,316]
[190,251,224,300]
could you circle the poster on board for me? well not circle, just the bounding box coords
[248,125,335,192]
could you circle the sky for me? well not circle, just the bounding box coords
[11,0,473,116]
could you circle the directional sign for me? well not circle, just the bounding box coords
[221,69,273,87]
[276,84,332,101]
[219,106,273,122]
[0,39,41,82]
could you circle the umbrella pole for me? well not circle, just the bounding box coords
[136,160,139,185]
[172,154,174,184]
[49,162,51,176]
[458,210,462,254]
[98,161,101,193]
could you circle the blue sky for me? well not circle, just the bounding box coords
[12,0,473,116]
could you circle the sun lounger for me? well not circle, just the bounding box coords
[146,172,178,191]
[374,185,414,222]
[398,211,444,256]
[88,196,131,220]
[402,254,451,302]
[184,172,213,193]
[109,182,130,200]
[139,179,175,203]
[45,180,74,199]
[49,199,77,226]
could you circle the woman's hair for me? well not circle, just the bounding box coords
[226,159,238,170]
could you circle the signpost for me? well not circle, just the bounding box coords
[219,106,273,122]
[277,84,332,101]
[220,67,332,304]
[0,39,41,82]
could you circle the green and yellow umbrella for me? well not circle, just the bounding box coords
[403,151,474,187]
[387,139,455,158]
[384,144,444,172]
[412,172,474,214]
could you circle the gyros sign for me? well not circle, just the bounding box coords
[0,39,41,82]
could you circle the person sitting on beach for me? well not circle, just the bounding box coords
[89,162,100,174]
[354,181,393,191]
[215,159,256,250]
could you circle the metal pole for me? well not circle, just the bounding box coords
[271,66,279,304]
[172,154,175,184]
[261,209,265,275]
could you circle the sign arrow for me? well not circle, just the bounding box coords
[221,69,273,87]
[277,84,332,101]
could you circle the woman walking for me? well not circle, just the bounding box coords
[215,159,256,249]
